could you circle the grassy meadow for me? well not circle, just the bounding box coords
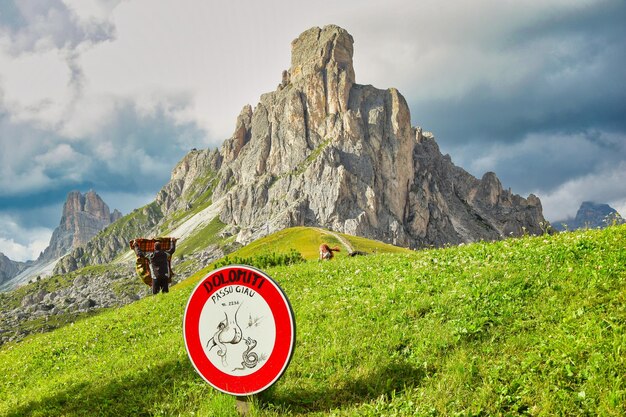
[0,225,624,416]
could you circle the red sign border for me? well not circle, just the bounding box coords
[183,265,296,395]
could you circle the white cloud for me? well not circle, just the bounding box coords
[0,0,113,57]
[35,142,78,164]
[0,161,50,196]
[62,0,123,24]
[0,47,73,127]
[3,0,617,143]
[348,0,608,103]
[0,133,90,194]
[0,235,49,262]
[74,0,293,141]
[0,214,52,261]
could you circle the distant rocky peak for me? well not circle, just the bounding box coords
[578,201,613,215]
[553,201,624,231]
[111,209,123,223]
[40,190,121,261]
[0,252,28,286]
[63,190,110,224]
[574,201,623,227]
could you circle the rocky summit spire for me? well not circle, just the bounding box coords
[158,25,547,249]
[290,25,355,82]
[40,191,122,262]
[287,25,355,116]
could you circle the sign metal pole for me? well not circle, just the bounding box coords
[235,395,251,416]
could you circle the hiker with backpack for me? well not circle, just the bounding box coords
[132,239,177,294]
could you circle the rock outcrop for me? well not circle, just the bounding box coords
[553,201,624,231]
[40,190,122,262]
[0,266,141,346]
[156,148,222,215]
[0,244,224,346]
[202,25,545,247]
[53,201,161,275]
[0,253,28,286]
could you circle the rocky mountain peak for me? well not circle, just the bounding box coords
[222,105,253,164]
[63,191,115,228]
[47,24,548,279]
[40,190,121,261]
[576,201,619,222]
[474,172,503,207]
[289,25,355,87]
[553,201,624,231]
[204,25,546,247]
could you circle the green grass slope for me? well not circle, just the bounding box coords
[224,226,411,261]
[1,225,625,416]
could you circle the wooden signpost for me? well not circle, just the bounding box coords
[183,265,296,415]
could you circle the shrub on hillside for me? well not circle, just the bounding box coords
[213,249,305,270]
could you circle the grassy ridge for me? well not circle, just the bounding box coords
[1,225,625,416]
[229,227,411,261]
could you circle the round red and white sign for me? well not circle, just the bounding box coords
[183,265,296,395]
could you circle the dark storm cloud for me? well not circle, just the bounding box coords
[73,103,206,194]
[412,80,626,148]
[411,3,626,145]
[446,130,626,193]
[506,0,626,51]
[402,0,626,220]
[0,203,61,231]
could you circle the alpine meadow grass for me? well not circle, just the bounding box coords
[0,225,624,416]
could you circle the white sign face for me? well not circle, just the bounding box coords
[184,265,296,395]
[198,285,276,376]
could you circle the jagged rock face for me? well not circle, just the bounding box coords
[207,24,546,247]
[40,191,122,262]
[53,202,162,275]
[156,148,222,214]
[407,134,544,246]
[0,253,27,286]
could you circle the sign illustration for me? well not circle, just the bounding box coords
[184,265,296,395]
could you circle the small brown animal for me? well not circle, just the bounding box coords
[319,244,340,260]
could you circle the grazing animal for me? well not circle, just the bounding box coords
[319,244,340,260]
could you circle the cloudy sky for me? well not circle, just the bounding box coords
[1,0,624,261]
